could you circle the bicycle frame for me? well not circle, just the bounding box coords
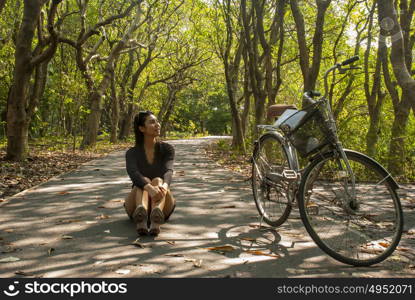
[256,57,363,207]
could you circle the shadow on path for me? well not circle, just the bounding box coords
[0,137,414,278]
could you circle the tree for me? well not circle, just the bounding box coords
[6,0,62,161]
[211,0,246,151]
[290,0,332,105]
[378,0,415,176]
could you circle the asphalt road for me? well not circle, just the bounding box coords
[0,137,414,278]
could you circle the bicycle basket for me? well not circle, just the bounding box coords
[278,101,331,157]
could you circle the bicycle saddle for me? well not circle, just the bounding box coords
[267,104,297,119]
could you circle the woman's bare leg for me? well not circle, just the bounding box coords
[150,177,175,216]
[149,178,176,236]
[124,187,138,218]
[124,177,151,218]
[125,178,151,235]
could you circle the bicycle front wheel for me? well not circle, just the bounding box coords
[252,132,293,227]
[298,150,403,266]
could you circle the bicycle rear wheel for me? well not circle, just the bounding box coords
[252,132,293,227]
[298,150,403,266]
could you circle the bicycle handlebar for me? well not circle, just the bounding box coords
[340,55,359,66]
[323,56,360,99]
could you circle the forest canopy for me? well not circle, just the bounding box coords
[0,0,414,181]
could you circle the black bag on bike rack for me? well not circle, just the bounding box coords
[278,101,331,157]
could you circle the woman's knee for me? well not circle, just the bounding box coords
[151,177,163,186]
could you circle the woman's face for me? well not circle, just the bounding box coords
[139,114,160,137]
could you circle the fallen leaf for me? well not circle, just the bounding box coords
[164,253,184,257]
[0,256,20,263]
[166,241,176,245]
[56,219,82,224]
[115,269,130,275]
[58,191,69,195]
[245,250,280,258]
[86,221,98,224]
[379,242,390,248]
[397,247,410,252]
[132,239,144,248]
[61,235,73,240]
[15,271,31,276]
[96,214,110,220]
[360,248,383,254]
[206,245,236,253]
[193,259,203,268]
[48,248,55,256]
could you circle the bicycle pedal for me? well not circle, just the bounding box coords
[282,169,298,180]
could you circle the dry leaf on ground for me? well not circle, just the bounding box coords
[132,240,144,248]
[245,250,280,258]
[164,253,184,257]
[0,256,20,263]
[206,245,236,253]
[96,214,110,220]
[193,259,203,268]
[56,219,81,224]
[15,271,31,276]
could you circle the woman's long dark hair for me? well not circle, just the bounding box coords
[133,110,154,146]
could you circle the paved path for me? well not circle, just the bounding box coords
[0,137,414,278]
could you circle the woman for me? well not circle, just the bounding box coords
[125,111,176,236]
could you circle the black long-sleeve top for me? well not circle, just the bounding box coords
[125,142,175,189]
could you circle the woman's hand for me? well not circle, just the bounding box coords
[158,183,168,197]
[144,184,162,201]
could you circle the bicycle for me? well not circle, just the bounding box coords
[251,56,403,266]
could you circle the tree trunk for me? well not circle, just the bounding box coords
[110,70,119,143]
[290,0,331,105]
[6,0,42,161]
[81,5,142,148]
[0,0,6,15]
[225,68,245,152]
[378,0,415,176]
[388,99,411,175]
[159,92,177,138]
